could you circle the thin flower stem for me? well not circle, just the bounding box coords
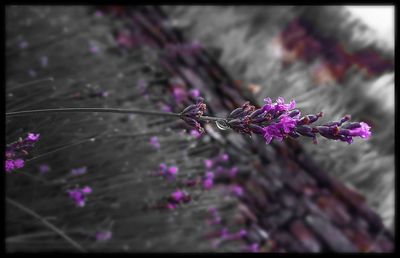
[5,197,86,252]
[5,107,228,123]
[6,107,181,118]
[198,115,227,122]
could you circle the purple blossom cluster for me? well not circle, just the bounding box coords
[179,97,207,134]
[219,97,371,144]
[67,186,92,208]
[5,133,40,173]
[70,166,88,176]
[95,231,112,242]
[165,190,192,210]
[154,163,178,180]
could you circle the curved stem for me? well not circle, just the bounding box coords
[5,107,228,123]
[6,197,86,252]
[6,107,181,118]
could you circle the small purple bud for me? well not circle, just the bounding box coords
[81,186,92,194]
[96,231,112,241]
[170,190,184,202]
[26,133,40,142]
[13,159,24,169]
[189,88,200,99]
[39,164,51,174]
[149,136,160,149]
[204,159,213,169]
[167,166,178,176]
[5,160,15,173]
[203,178,213,190]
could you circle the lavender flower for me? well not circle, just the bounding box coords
[189,129,201,138]
[5,132,40,173]
[230,185,243,197]
[203,178,214,190]
[40,56,48,67]
[149,136,160,149]
[189,88,200,99]
[70,166,87,176]
[67,186,92,208]
[219,97,371,145]
[96,231,112,241]
[180,97,207,133]
[39,164,51,174]
[168,190,191,205]
[26,133,40,142]
[204,159,213,169]
[167,166,178,177]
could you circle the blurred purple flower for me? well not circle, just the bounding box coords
[96,231,112,241]
[203,178,214,190]
[189,129,201,138]
[189,88,200,99]
[28,69,37,77]
[39,164,51,174]
[40,56,48,67]
[67,186,92,207]
[247,243,259,252]
[5,133,40,173]
[167,166,178,177]
[13,159,24,169]
[204,159,213,169]
[19,41,28,49]
[149,136,160,149]
[170,190,184,202]
[5,160,15,173]
[230,185,243,197]
[70,166,87,176]
[26,133,40,142]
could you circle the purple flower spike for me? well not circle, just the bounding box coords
[180,97,207,133]
[96,231,112,241]
[221,97,370,146]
